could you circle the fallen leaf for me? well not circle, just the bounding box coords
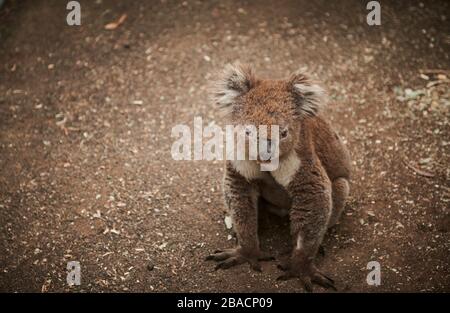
[104,14,127,30]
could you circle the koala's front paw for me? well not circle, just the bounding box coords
[277,259,336,292]
[206,247,274,272]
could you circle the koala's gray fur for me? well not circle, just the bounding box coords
[206,63,351,292]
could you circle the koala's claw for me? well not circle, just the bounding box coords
[206,248,274,272]
[276,262,337,292]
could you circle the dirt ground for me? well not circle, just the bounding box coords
[0,0,449,292]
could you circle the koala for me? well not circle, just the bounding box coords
[206,63,352,292]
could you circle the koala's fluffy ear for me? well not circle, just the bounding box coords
[289,72,327,117]
[211,62,256,113]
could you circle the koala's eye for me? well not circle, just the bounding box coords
[280,129,288,139]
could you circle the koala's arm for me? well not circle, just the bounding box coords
[207,162,274,271]
[280,158,334,290]
[223,162,260,252]
[206,162,273,271]
[288,161,331,261]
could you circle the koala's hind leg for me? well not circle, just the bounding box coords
[328,177,349,228]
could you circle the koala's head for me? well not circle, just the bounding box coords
[211,62,327,159]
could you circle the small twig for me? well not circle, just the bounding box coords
[419,69,450,75]
[403,160,435,178]
[426,79,450,88]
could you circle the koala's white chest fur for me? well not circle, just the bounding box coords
[231,151,301,188]
[231,160,267,181]
[270,151,301,187]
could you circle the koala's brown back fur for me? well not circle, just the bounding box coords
[304,116,351,182]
